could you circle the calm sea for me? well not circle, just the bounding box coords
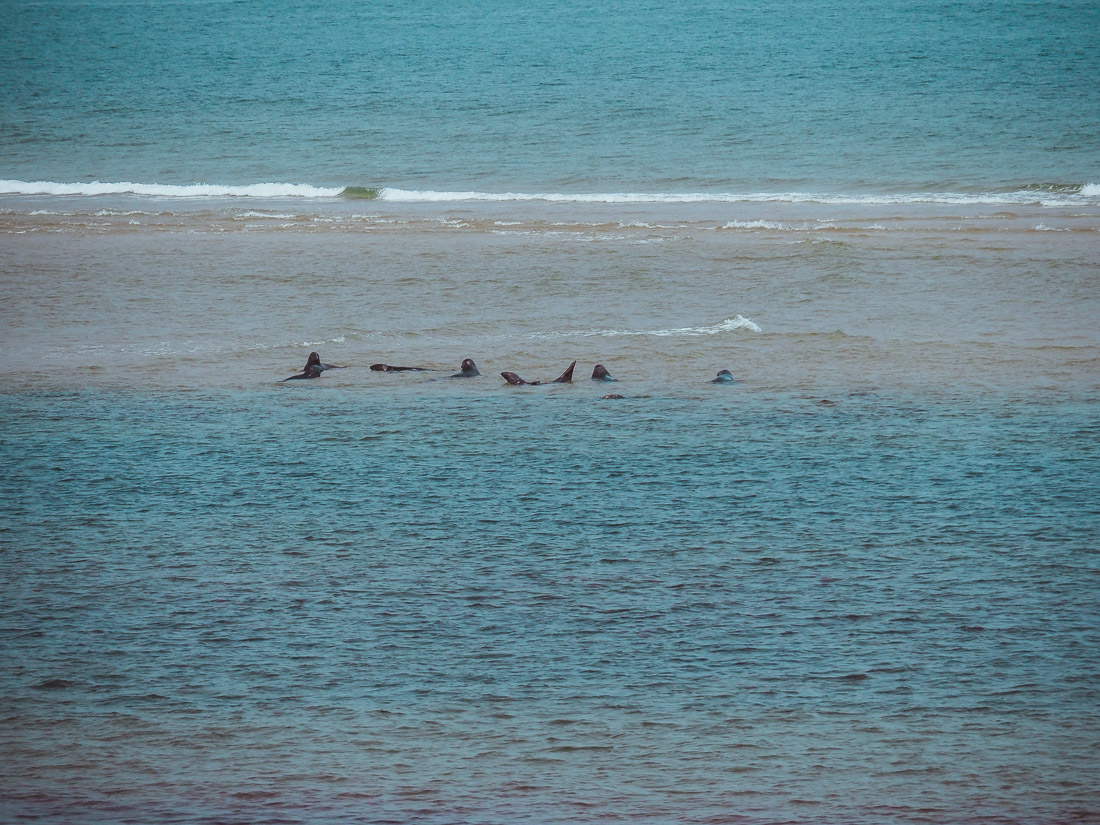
[1,1,1098,823]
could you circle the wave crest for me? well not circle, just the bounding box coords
[0,180,343,198]
[3,179,1097,206]
[377,186,1100,207]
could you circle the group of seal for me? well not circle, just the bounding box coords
[281,353,735,389]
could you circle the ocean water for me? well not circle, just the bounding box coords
[2,1,1099,824]
[2,0,1099,191]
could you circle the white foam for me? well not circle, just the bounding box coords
[655,316,763,335]
[5,179,1098,206]
[378,187,1100,207]
[581,315,763,337]
[0,180,342,198]
[233,211,302,219]
[618,220,678,229]
[722,219,825,231]
[721,219,781,230]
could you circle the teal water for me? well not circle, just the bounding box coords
[2,1,1099,823]
[3,389,1098,823]
[1,0,1097,191]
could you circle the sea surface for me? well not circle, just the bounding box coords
[1,1,1098,824]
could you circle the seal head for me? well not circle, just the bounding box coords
[452,358,480,378]
[591,364,614,381]
[306,351,343,371]
[711,369,735,384]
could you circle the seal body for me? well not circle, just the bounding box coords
[591,364,614,381]
[281,364,323,381]
[711,369,735,384]
[502,362,576,385]
[501,371,538,385]
[370,364,427,372]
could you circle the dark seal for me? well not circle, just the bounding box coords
[501,361,576,386]
[451,358,480,377]
[591,364,614,381]
[281,363,324,382]
[370,363,430,372]
[306,351,345,371]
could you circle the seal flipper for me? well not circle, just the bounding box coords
[552,361,576,383]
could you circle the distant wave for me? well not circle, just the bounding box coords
[0,180,344,198]
[562,316,763,338]
[719,219,841,231]
[641,316,763,336]
[377,185,1100,207]
[2,179,1097,206]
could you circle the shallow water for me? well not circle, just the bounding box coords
[2,196,1098,399]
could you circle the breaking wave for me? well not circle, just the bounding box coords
[375,185,1100,207]
[2,180,1097,207]
[0,180,344,198]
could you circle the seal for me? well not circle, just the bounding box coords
[711,369,736,383]
[280,363,323,382]
[591,364,614,381]
[306,351,344,371]
[602,393,625,399]
[451,358,480,378]
[501,371,537,385]
[501,361,576,386]
[370,363,430,372]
